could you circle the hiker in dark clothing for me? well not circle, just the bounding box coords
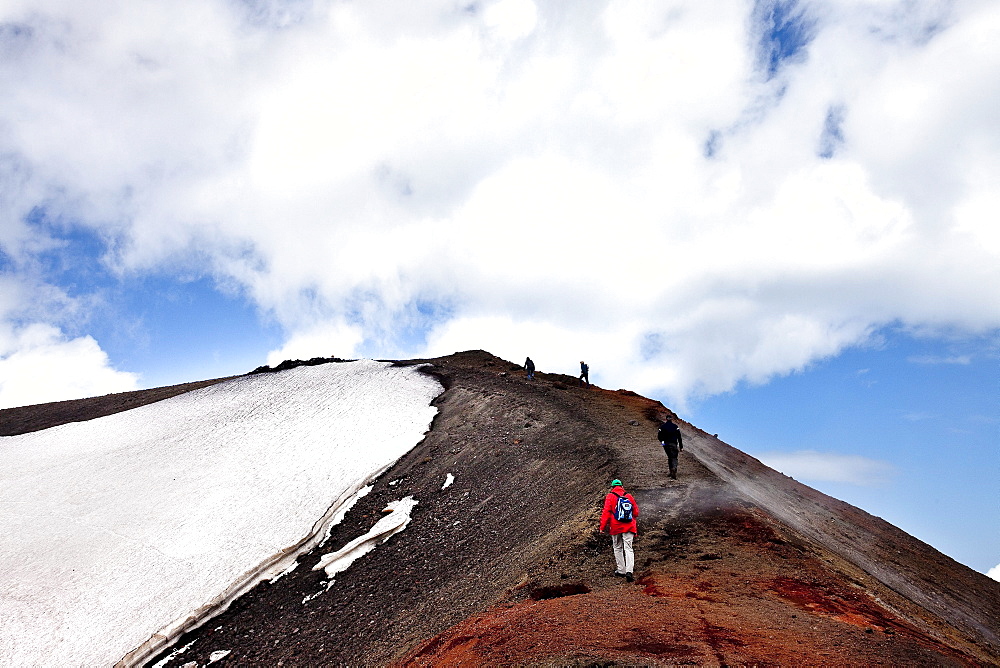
[599,479,639,582]
[524,357,535,380]
[579,361,589,387]
[657,418,684,480]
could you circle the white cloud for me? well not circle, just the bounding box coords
[907,354,972,365]
[1,1,999,403]
[265,321,363,367]
[987,563,1000,582]
[756,449,894,487]
[0,323,139,409]
[483,0,538,41]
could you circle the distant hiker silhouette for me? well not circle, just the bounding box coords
[579,361,589,387]
[524,357,535,380]
[657,418,684,480]
[599,479,639,582]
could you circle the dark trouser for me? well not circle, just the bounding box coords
[662,442,680,478]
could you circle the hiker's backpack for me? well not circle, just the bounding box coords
[613,492,634,522]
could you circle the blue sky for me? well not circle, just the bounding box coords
[0,1,997,576]
[688,327,998,574]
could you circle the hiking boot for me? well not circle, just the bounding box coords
[625,573,634,582]
[613,571,625,577]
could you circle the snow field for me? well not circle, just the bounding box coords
[0,361,441,667]
[313,495,419,578]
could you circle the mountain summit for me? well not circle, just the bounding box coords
[3,351,997,665]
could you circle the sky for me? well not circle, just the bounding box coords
[0,1,996,575]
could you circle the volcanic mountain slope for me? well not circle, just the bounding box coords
[9,351,998,666]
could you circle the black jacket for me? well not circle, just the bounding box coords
[657,420,683,447]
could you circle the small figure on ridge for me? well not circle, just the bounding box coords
[524,357,535,380]
[579,360,589,387]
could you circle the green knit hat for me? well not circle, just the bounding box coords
[611,479,622,486]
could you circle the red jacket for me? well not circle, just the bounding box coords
[599,486,638,535]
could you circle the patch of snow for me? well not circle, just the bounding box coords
[388,478,401,486]
[322,484,373,545]
[0,361,441,667]
[302,578,336,604]
[151,639,195,668]
[208,649,231,663]
[313,496,419,578]
[266,558,301,584]
[442,473,455,489]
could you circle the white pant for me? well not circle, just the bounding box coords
[612,532,635,574]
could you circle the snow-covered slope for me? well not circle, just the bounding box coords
[0,361,441,667]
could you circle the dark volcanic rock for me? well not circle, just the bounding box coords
[248,356,353,375]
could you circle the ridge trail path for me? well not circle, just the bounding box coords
[615,426,721,529]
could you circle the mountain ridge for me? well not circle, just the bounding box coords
[5,350,997,665]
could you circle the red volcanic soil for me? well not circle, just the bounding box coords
[6,351,998,666]
[397,444,988,667]
[399,503,974,666]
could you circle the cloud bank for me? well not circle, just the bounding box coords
[1,0,999,406]
[0,323,138,409]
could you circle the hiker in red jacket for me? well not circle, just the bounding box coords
[599,479,639,582]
